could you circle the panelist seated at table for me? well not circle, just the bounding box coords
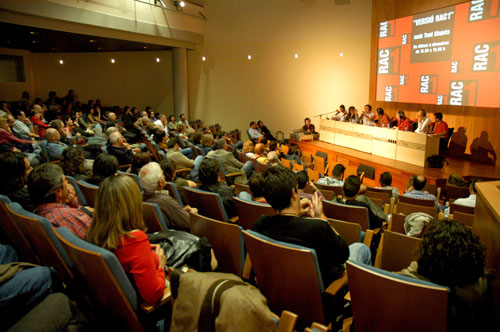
[360,104,376,126]
[345,106,360,123]
[394,110,412,131]
[414,109,432,134]
[302,117,317,134]
[375,107,391,128]
[429,112,450,150]
[334,104,348,121]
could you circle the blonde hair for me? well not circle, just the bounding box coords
[85,174,145,250]
[0,117,7,127]
[242,140,254,153]
[254,143,265,156]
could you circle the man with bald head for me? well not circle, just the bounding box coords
[403,175,440,209]
[107,131,136,166]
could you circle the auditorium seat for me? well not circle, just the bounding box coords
[190,212,244,276]
[237,150,248,163]
[164,181,184,207]
[65,175,87,206]
[307,168,320,182]
[141,201,168,232]
[374,230,422,272]
[76,180,99,208]
[233,197,275,230]
[315,183,343,197]
[398,195,435,207]
[387,213,406,235]
[323,200,369,231]
[451,211,474,228]
[395,202,438,217]
[118,171,143,191]
[346,261,448,332]
[444,185,470,201]
[182,187,236,223]
[280,158,292,169]
[313,155,325,175]
[449,202,474,215]
[327,218,374,247]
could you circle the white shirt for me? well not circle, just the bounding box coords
[444,194,476,217]
[248,127,263,139]
[415,116,432,134]
[362,112,376,126]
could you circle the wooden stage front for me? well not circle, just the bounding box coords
[294,139,500,194]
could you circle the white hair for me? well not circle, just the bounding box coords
[139,162,163,191]
[109,131,121,144]
[268,151,278,162]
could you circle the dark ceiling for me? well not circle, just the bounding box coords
[0,22,172,53]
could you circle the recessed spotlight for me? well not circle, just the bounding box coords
[247,55,252,60]
[111,58,116,63]
[143,46,148,49]
[202,56,206,61]
[179,1,186,7]
[59,59,64,64]
[31,40,39,44]
[340,52,343,57]
[89,39,97,43]
[29,31,38,35]
[97,47,102,50]
[294,53,299,59]
[156,58,160,62]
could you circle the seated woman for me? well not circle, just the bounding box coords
[257,120,276,141]
[400,219,490,332]
[201,133,214,155]
[130,152,151,175]
[242,140,255,159]
[87,153,119,186]
[86,175,167,305]
[30,107,50,138]
[254,143,268,164]
[61,146,90,181]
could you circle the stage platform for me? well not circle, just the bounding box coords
[293,139,500,194]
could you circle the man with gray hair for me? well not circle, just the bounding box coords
[207,138,253,185]
[45,128,68,161]
[107,131,136,166]
[139,162,197,231]
[28,163,92,239]
[154,114,168,132]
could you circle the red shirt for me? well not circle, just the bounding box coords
[432,121,449,139]
[36,203,92,240]
[114,231,165,304]
[0,129,33,146]
[31,116,50,137]
[397,118,412,131]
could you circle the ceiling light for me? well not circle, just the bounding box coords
[29,31,38,35]
[202,56,206,61]
[89,39,97,43]
[294,53,299,59]
[180,1,185,7]
[248,55,252,60]
[174,1,185,11]
[340,52,344,57]
[143,46,148,49]
[111,58,116,63]
[59,59,64,64]
[156,58,160,62]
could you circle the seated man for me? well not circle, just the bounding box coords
[139,162,197,231]
[12,110,39,141]
[342,175,386,229]
[165,136,203,179]
[376,107,391,127]
[107,131,136,166]
[430,112,450,150]
[197,157,237,219]
[414,109,432,134]
[45,128,68,161]
[317,163,345,186]
[361,105,376,126]
[28,163,92,239]
[403,175,440,209]
[254,166,371,287]
[248,121,263,141]
[296,170,324,201]
[377,171,399,201]
[0,116,41,166]
[444,179,479,218]
[159,159,196,205]
[208,138,253,184]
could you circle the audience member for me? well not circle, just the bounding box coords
[208,138,253,184]
[248,121,263,140]
[198,157,237,219]
[87,153,119,186]
[30,106,50,138]
[377,171,399,201]
[400,220,489,332]
[343,175,385,229]
[267,151,281,166]
[159,159,196,205]
[45,128,68,161]
[254,166,371,287]
[108,131,135,166]
[414,109,432,134]
[130,152,151,175]
[166,136,203,179]
[257,120,276,141]
[296,170,324,201]
[254,143,268,164]
[178,113,191,129]
[317,163,345,186]
[403,175,440,209]
[447,173,468,188]
[13,110,39,140]
[0,116,41,166]
[154,114,168,132]
[242,140,255,159]
[167,115,176,130]
[444,179,479,218]
[28,163,92,239]
[85,175,166,305]
[61,146,90,181]
[0,152,35,211]
[139,162,197,231]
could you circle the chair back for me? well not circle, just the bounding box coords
[396,202,437,217]
[0,195,37,263]
[65,175,87,206]
[314,183,343,196]
[249,157,261,173]
[233,197,275,230]
[368,197,383,209]
[234,183,251,196]
[307,168,320,183]
[452,211,474,227]
[374,230,422,272]
[388,213,406,234]
[118,171,143,191]
[280,158,292,169]
[182,187,229,221]
[142,201,168,232]
[242,230,326,326]
[302,152,313,163]
[39,140,53,162]
[398,195,435,207]
[76,180,99,207]
[364,190,391,205]
[190,212,244,276]
[449,202,474,215]
[257,161,269,172]
[313,156,325,175]
[322,200,370,231]
[292,163,304,172]
[7,203,74,285]
[346,261,448,332]
[317,189,335,201]
[55,227,142,331]
[164,182,184,207]
[237,151,248,163]
[141,135,161,162]
[327,218,361,245]
[423,182,438,197]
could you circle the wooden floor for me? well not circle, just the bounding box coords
[294,139,500,193]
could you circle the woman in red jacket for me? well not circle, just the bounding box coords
[30,108,50,138]
[86,174,167,305]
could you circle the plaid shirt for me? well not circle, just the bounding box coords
[35,203,92,239]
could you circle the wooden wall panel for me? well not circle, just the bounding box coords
[370,0,500,165]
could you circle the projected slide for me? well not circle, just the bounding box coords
[375,0,500,108]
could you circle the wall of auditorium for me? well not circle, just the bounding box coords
[187,0,372,136]
[370,0,500,165]
[0,48,36,101]
[31,51,174,114]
